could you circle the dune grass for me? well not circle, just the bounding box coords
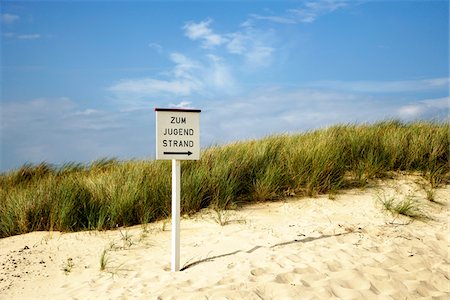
[0,120,448,238]
[378,193,427,222]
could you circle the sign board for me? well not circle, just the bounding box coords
[155,108,201,160]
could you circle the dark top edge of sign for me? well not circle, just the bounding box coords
[155,108,201,113]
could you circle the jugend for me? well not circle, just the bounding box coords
[163,128,194,135]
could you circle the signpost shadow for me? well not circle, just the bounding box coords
[179,231,352,271]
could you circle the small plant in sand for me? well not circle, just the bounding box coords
[328,188,338,200]
[62,257,74,275]
[139,228,149,241]
[378,193,426,223]
[416,177,443,204]
[108,240,118,251]
[99,249,109,271]
[425,187,436,203]
[212,205,232,226]
[99,249,128,276]
[118,226,134,248]
[161,219,169,231]
[141,223,149,234]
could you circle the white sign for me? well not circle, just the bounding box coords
[154,107,201,272]
[155,108,201,160]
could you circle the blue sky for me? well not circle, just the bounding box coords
[1,0,449,172]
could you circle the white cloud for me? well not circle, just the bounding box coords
[398,97,450,120]
[170,52,201,79]
[239,32,274,68]
[205,54,236,91]
[422,97,450,109]
[148,42,163,53]
[1,97,123,133]
[2,32,15,38]
[425,78,449,88]
[1,98,74,132]
[201,87,383,144]
[249,14,297,25]
[226,32,247,54]
[306,78,449,93]
[183,18,275,69]
[249,0,349,25]
[1,13,19,24]
[109,52,204,98]
[74,109,102,116]
[17,34,42,40]
[289,0,349,23]
[183,19,226,48]
[171,101,193,109]
[0,13,43,40]
[226,27,275,68]
[245,46,274,68]
[109,78,198,96]
[202,87,449,146]
[398,105,422,118]
[1,97,138,171]
[108,52,238,101]
[3,33,44,40]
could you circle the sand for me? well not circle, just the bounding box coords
[1,175,449,299]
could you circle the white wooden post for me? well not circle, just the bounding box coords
[171,159,181,272]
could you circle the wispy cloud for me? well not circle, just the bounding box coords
[249,14,297,25]
[148,42,163,53]
[109,78,198,97]
[17,33,42,40]
[289,0,348,23]
[249,0,349,24]
[305,78,449,93]
[170,52,201,81]
[1,97,139,170]
[108,52,237,102]
[398,97,449,120]
[202,86,449,145]
[183,19,226,48]
[227,27,275,68]
[1,13,19,24]
[246,45,274,68]
[201,87,387,144]
[110,52,202,97]
[1,13,47,41]
[1,97,122,133]
[3,32,44,40]
[183,18,275,68]
[181,1,349,68]
[111,18,273,107]
[2,32,15,38]
[170,101,193,109]
[205,54,236,91]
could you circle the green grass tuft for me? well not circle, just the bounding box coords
[99,249,109,271]
[0,121,448,237]
[379,193,427,222]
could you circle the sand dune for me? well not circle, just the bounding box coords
[1,175,449,299]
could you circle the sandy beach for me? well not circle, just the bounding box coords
[1,175,448,299]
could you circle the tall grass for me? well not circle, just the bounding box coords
[0,121,448,238]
